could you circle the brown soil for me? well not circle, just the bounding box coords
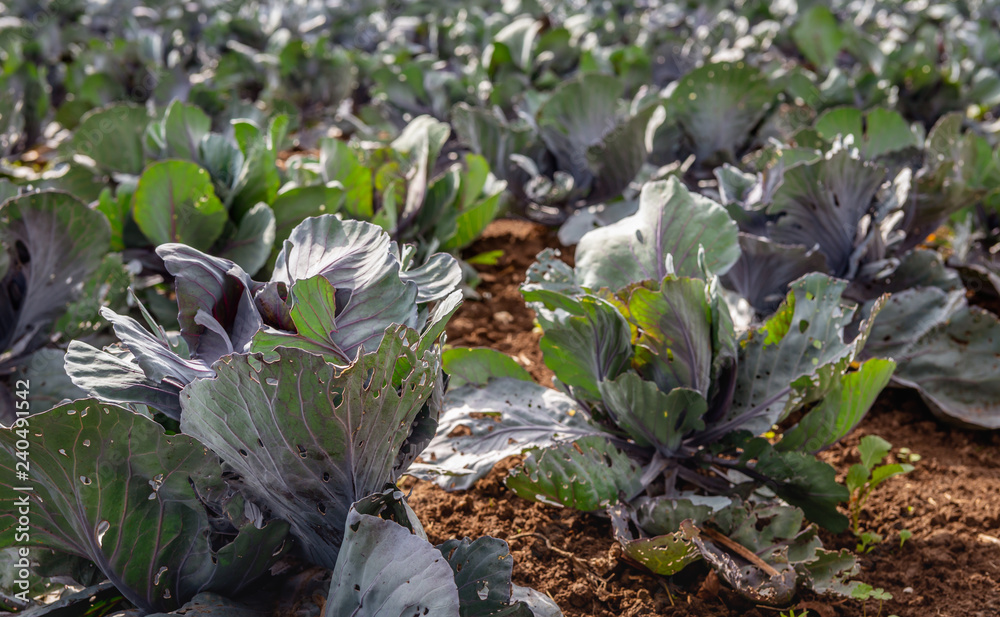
[817,392,1000,617]
[445,219,573,387]
[408,219,1000,617]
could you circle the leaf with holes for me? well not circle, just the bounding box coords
[0,191,111,423]
[608,505,699,576]
[777,358,896,453]
[720,274,872,438]
[506,436,643,511]
[766,152,886,278]
[0,191,110,365]
[180,327,440,569]
[323,507,460,617]
[422,378,600,490]
[64,341,186,418]
[438,536,532,616]
[0,399,287,613]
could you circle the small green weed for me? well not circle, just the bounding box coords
[898,529,912,548]
[847,435,916,536]
[852,583,893,617]
[857,530,883,553]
